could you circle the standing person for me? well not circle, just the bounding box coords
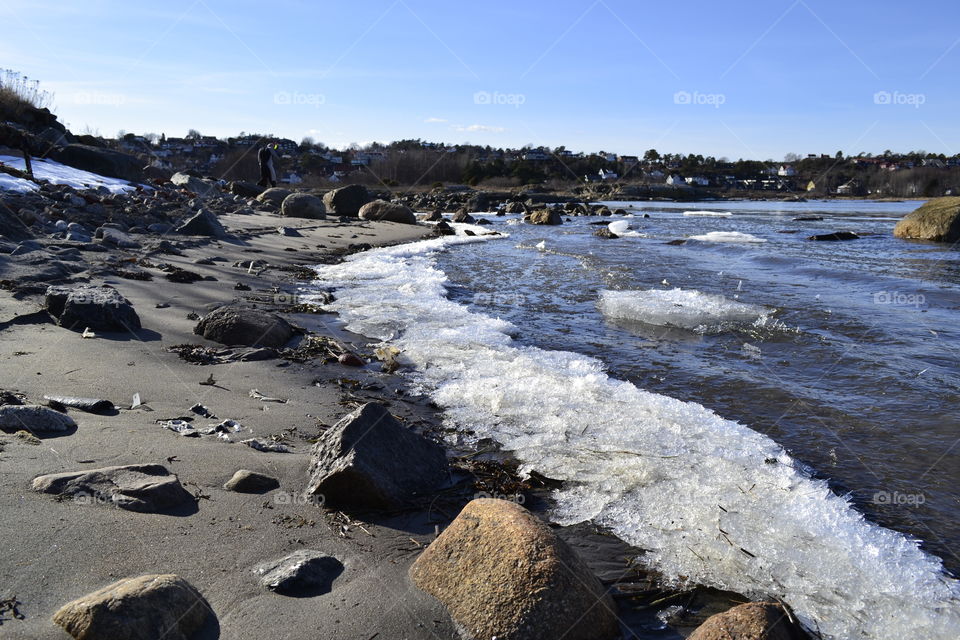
[257,143,279,187]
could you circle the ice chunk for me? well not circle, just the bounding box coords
[689,231,766,243]
[314,234,960,640]
[684,210,732,217]
[598,288,771,331]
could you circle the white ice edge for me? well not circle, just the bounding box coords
[599,288,771,330]
[0,155,137,194]
[689,231,767,243]
[310,234,960,640]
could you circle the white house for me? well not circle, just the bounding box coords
[685,176,710,187]
[778,165,797,177]
[599,169,618,181]
[666,174,686,186]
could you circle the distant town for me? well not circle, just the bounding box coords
[108,130,960,198]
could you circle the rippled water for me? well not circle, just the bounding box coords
[439,200,960,576]
[312,199,960,639]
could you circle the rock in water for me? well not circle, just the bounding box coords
[256,187,292,206]
[45,285,141,332]
[893,197,960,242]
[223,469,279,493]
[452,211,476,224]
[0,404,76,433]
[807,231,859,241]
[688,602,807,640]
[176,208,228,237]
[170,172,218,198]
[358,200,418,225]
[322,184,371,216]
[32,464,192,512]
[526,208,563,225]
[193,305,294,348]
[280,193,326,219]
[252,550,343,595]
[305,402,448,509]
[53,574,213,640]
[409,498,620,640]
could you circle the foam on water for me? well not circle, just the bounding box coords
[599,288,770,331]
[689,231,767,243]
[684,210,733,217]
[0,155,137,194]
[312,237,960,640]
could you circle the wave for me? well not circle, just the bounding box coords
[311,236,960,640]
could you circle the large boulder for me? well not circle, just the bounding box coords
[322,184,371,217]
[32,464,192,512]
[45,285,141,332]
[53,574,213,640]
[305,402,448,509]
[526,208,563,225]
[0,405,76,434]
[452,210,476,224]
[193,305,294,348]
[409,499,620,640]
[52,144,142,182]
[170,172,218,198]
[688,602,807,640]
[358,199,417,225]
[176,208,228,237]
[281,192,326,219]
[256,187,292,206]
[893,197,960,242]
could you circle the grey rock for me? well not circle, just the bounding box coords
[253,550,343,595]
[0,405,76,433]
[322,185,370,217]
[97,226,140,249]
[280,193,326,219]
[32,464,192,512]
[45,285,141,332]
[193,305,294,348]
[526,208,563,225]
[241,438,291,453]
[358,200,417,225]
[176,208,228,237]
[224,469,279,493]
[452,211,476,224]
[229,180,263,198]
[147,223,173,234]
[808,231,859,241]
[305,403,448,510]
[171,172,218,198]
[52,144,143,182]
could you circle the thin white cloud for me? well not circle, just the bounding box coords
[424,117,447,123]
[451,124,505,133]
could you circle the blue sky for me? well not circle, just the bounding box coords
[2,0,957,159]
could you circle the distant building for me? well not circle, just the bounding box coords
[666,174,686,186]
[685,176,710,187]
[599,169,618,181]
[806,180,817,192]
[778,165,797,177]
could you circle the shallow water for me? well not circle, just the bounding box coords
[312,200,960,639]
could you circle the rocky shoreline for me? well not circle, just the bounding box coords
[0,161,816,639]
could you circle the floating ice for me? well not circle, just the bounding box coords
[598,288,771,331]
[684,210,733,217]
[689,231,767,243]
[313,236,960,640]
[0,155,137,194]
[607,220,645,237]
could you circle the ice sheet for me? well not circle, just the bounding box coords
[0,155,136,194]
